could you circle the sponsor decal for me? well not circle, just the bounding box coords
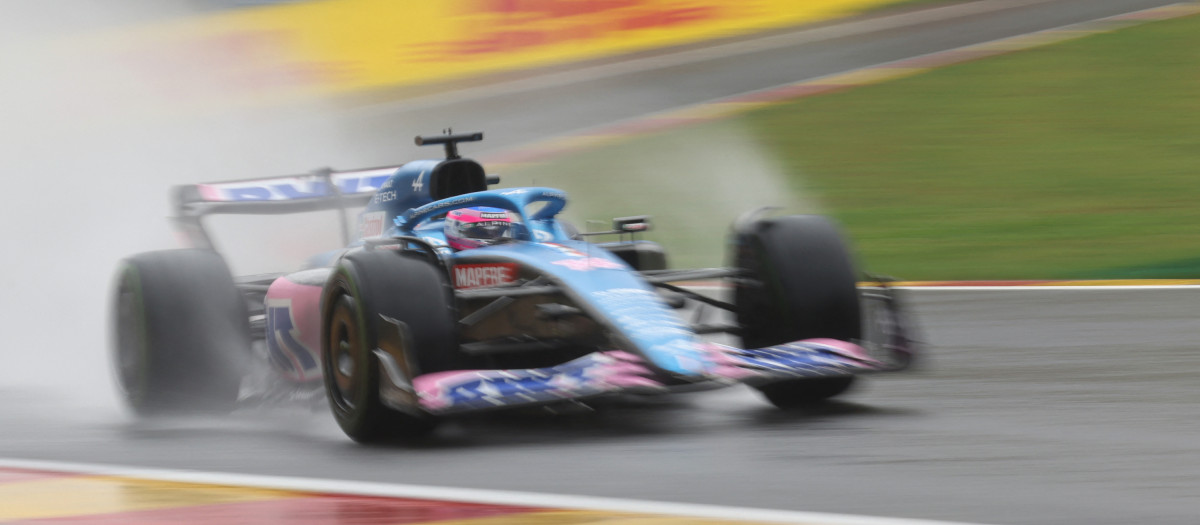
[412,170,426,192]
[551,257,624,271]
[198,171,392,202]
[408,1,721,61]
[359,211,386,238]
[265,300,319,379]
[454,263,518,289]
[479,211,509,220]
[533,229,554,242]
[414,351,663,413]
[500,189,528,196]
[417,195,477,215]
[373,190,397,203]
[467,220,510,229]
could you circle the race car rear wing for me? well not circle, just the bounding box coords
[171,165,402,250]
[172,151,504,251]
[173,165,401,215]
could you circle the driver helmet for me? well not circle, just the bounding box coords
[444,206,515,250]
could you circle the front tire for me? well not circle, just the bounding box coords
[110,249,249,415]
[733,214,862,408]
[320,249,457,443]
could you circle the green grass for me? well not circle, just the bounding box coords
[503,14,1200,279]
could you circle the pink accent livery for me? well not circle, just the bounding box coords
[264,270,329,382]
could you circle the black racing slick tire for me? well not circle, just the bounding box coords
[110,249,249,416]
[733,214,863,408]
[320,249,457,443]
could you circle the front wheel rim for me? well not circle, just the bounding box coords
[327,296,361,411]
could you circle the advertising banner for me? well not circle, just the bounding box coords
[109,0,899,98]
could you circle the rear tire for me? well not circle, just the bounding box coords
[733,215,862,408]
[110,249,249,415]
[320,249,457,443]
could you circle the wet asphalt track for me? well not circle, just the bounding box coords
[5,289,1200,525]
[3,1,1199,524]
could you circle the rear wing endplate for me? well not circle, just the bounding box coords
[172,165,401,250]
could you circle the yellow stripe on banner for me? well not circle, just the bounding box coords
[432,510,782,524]
[57,0,905,106]
[0,476,298,520]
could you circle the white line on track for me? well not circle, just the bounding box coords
[0,457,992,525]
[890,286,1200,291]
[682,285,1200,292]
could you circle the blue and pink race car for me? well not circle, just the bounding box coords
[110,132,917,443]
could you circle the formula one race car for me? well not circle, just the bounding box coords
[110,131,917,442]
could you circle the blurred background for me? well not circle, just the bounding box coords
[2,1,1199,523]
[0,0,926,405]
[5,0,1200,405]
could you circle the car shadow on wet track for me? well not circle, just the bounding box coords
[364,394,922,450]
[391,397,696,450]
[101,385,923,452]
[748,399,919,422]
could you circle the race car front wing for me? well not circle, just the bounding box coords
[398,338,894,415]
[374,277,916,416]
